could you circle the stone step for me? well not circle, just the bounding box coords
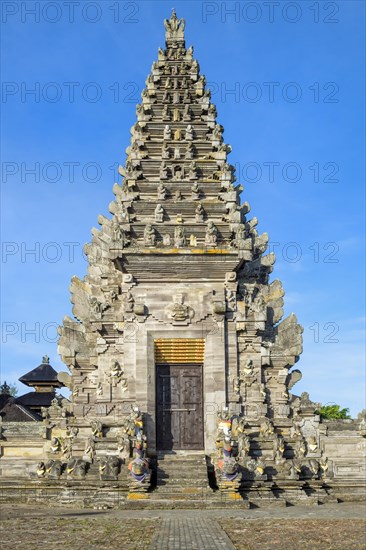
[157,466,207,476]
[156,476,209,486]
[157,473,207,479]
[157,458,206,462]
[156,483,209,491]
[157,465,207,472]
[157,471,207,478]
[150,493,216,501]
[157,474,208,484]
[125,497,251,509]
[156,458,207,467]
[154,454,209,497]
[157,468,207,476]
[156,452,206,459]
[157,459,206,465]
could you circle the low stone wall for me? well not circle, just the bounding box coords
[0,422,45,478]
[320,419,366,501]
[1,422,44,436]
[0,480,129,508]
[1,419,365,506]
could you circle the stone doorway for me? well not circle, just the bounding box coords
[156,363,204,450]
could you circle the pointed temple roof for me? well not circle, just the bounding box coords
[19,355,62,388]
[0,356,66,420]
[81,9,272,285]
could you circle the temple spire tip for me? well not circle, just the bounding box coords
[164,8,185,44]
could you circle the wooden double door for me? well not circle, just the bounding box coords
[156,364,204,450]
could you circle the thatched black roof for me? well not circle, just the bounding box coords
[16,391,57,407]
[0,398,40,421]
[18,356,61,387]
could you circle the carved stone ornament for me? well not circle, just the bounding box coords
[195,203,205,222]
[99,455,120,481]
[205,220,218,246]
[358,410,366,437]
[144,224,156,246]
[212,300,226,315]
[225,272,237,283]
[90,297,111,318]
[174,225,186,247]
[166,294,194,323]
[185,124,194,140]
[155,203,164,222]
[164,9,185,41]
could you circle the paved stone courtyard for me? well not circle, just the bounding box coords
[0,502,365,549]
[150,517,235,550]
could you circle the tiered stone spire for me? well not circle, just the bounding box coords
[58,11,303,447]
[105,8,265,266]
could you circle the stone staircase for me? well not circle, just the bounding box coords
[146,451,212,507]
[157,452,208,488]
[124,451,248,509]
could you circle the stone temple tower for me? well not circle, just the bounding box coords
[2,11,365,507]
[57,9,305,457]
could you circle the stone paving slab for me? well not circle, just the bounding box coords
[149,517,236,550]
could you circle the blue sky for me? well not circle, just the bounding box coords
[1,1,365,415]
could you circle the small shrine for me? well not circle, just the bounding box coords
[0,356,64,420]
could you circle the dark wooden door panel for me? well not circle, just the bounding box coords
[181,413,204,449]
[180,369,204,449]
[156,364,203,450]
[156,366,172,450]
[156,367,178,449]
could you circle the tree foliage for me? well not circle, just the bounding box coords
[316,404,351,420]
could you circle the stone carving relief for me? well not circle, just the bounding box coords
[98,456,120,481]
[157,183,167,200]
[154,203,164,222]
[166,294,194,324]
[144,224,156,246]
[185,124,194,140]
[90,297,110,319]
[107,360,128,392]
[195,203,205,222]
[174,226,186,247]
[205,221,217,246]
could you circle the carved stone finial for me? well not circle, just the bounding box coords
[42,355,50,364]
[0,381,11,395]
[164,10,185,42]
